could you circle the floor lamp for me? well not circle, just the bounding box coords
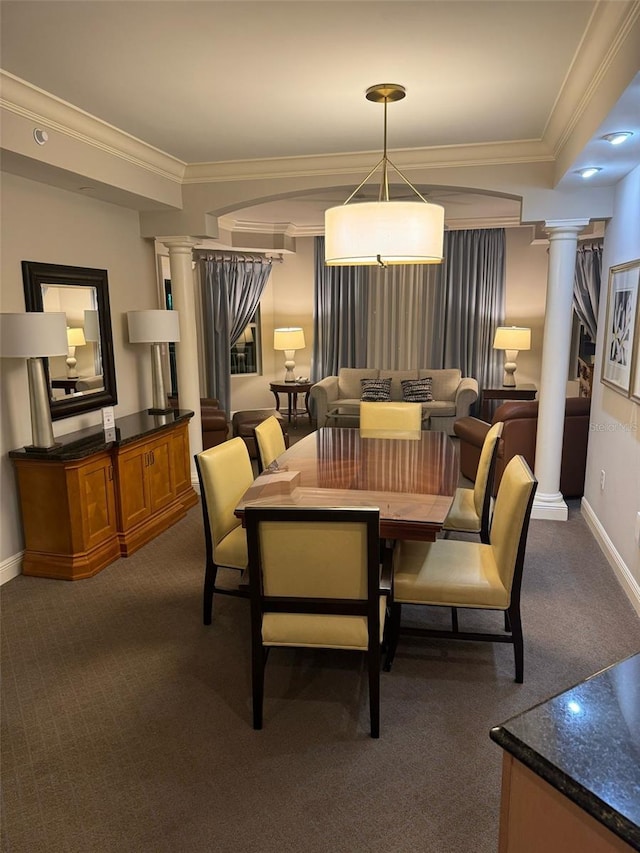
[127,309,180,413]
[0,312,68,450]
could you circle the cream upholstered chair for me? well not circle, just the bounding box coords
[386,455,537,682]
[245,506,390,738]
[195,437,254,625]
[360,401,422,436]
[443,421,503,543]
[254,415,287,473]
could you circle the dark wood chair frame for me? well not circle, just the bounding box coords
[245,506,391,738]
[194,453,249,625]
[385,477,537,683]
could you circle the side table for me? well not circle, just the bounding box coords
[269,381,313,426]
[480,384,537,421]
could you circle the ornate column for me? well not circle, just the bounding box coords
[532,219,589,520]
[162,238,202,483]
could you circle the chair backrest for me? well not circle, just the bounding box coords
[490,455,537,600]
[473,420,504,518]
[195,437,254,550]
[245,506,380,618]
[360,401,422,432]
[254,415,287,472]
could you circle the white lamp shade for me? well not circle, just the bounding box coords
[324,201,445,265]
[127,309,180,343]
[239,325,253,344]
[0,312,68,357]
[67,327,86,347]
[274,327,305,351]
[84,310,100,341]
[493,326,531,351]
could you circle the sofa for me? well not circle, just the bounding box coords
[168,395,229,449]
[310,368,478,435]
[454,397,591,497]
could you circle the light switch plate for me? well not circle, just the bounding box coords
[102,406,115,429]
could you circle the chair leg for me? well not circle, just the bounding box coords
[252,642,266,730]
[203,560,218,625]
[384,603,402,671]
[504,610,511,632]
[368,645,381,739]
[508,604,524,684]
[451,607,459,632]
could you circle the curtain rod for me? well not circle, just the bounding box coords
[194,251,283,264]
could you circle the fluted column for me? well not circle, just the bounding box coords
[532,219,589,520]
[162,238,202,483]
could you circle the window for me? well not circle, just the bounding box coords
[231,309,262,375]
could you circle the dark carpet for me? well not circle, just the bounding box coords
[2,428,639,852]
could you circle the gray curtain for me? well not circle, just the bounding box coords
[574,243,602,343]
[200,254,272,414]
[313,229,505,399]
[312,237,367,380]
[442,228,505,394]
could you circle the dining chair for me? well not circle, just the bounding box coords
[194,437,254,625]
[254,415,287,473]
[244,505,391,738]
[443,421,503,543]
[360,401,422,434]
[385,455,537,682]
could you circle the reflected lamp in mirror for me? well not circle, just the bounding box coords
[274,327,305,383]
[493,326,531,387]
[0,312,68,450]
[235,325,253,368]
[127,309,180,414]
[66,327,86,377]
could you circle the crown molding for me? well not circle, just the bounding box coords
[0,70,186,183]
[543,1,640,156]
[183,140,553,184]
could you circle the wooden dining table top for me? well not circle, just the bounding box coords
[235,427,459,542]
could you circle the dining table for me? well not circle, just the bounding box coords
[235,427,459,542]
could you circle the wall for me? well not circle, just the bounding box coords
[0,172,158,573]
[582,164,640,610]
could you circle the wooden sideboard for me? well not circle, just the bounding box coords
[10,410,198,580]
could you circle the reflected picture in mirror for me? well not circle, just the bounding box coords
[22,261,118,420]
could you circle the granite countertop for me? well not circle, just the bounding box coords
[491,652,640,850]
[9,409,194,461]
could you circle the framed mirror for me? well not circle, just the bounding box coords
[22,261,118,420]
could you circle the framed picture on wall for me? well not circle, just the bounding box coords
[601,259,640,397]
[630,271,640,403]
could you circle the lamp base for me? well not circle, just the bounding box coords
[22,442,62,454]
[502,351,518,387]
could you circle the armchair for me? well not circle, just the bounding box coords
[454,397,590,497]
[168,394,229,449]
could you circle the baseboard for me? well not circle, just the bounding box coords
[581,498,640,616]
[1,552,23,586]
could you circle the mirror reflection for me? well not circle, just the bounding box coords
[22,261,117,420]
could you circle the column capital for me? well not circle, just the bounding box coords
[544,219,590,235]
[160,237,200,253]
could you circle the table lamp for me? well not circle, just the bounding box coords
[274,327,305,382]
[66,327,86,377]
[0,312,68,450]
[127,309,180,413]
[493,326,531,387]
[235,325,253,369]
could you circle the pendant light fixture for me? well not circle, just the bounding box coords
[324,84,445,267]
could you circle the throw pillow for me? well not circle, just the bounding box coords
[401,377,433,402]
[360,378,392,402]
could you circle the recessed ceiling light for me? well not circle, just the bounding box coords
[33,128,48,145]
[575,167,602,179]
[602,131,633,145]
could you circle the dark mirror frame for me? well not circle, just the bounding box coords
[22,261,118,421]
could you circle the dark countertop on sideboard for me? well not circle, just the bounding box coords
[491,652,640,850]
[9,409,194,461]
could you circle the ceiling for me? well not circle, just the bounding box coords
[1,0,639,234]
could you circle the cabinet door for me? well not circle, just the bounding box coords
[117,445,151,529]
[170,422,191,496]
[147,434,175,512]
[74,457,118,551]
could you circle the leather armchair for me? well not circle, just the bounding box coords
[454,397,591,498]
[168,395,229,449]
